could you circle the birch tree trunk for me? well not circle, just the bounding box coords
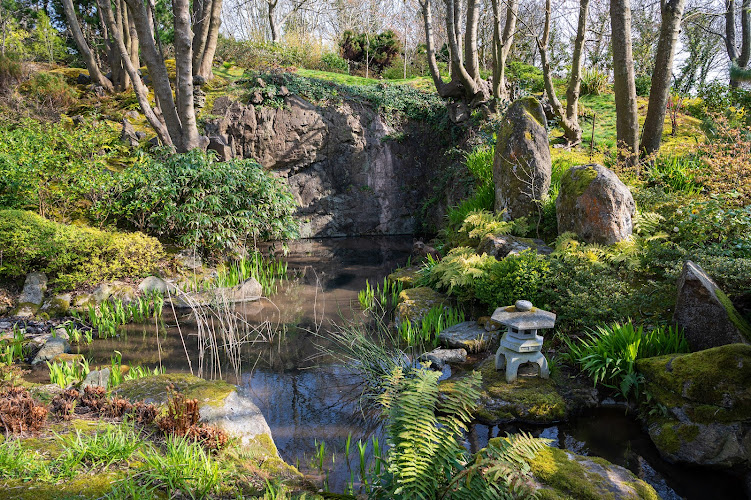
[610,0,640,167]
[641,0,687,155]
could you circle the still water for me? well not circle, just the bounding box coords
[31,236,747,498]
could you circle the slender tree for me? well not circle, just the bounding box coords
[539,0,589,145]
[60,0,114,91]
[610,0,640,167]
[491,0,518,100]
[640,0,687,155]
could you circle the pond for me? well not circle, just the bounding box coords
[29,236,747,497]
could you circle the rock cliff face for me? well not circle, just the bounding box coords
[206,95,456,237]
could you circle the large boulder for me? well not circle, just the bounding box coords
[386,266,421,289]
[137,276,176,295]
[673,260,750,350]
[420,347,467,370]
[637,344,751,468]
[493,97,552,220]
[116,373,279,455]
[14,272,48,318]
[39,293,72,317]
[556,164,636,244]
[477,233,553,260]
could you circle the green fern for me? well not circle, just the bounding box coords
[427,247,496,293]
[378,368,481,499]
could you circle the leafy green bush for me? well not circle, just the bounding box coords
[103,149,298,256]
[20,72,77,108]
[0,210,163,289]
[318,52,348,73]
[0,119,123,221]
[339,30,401,74]
[563,321,689,399]
[446,145,496,232]
[474,250,550,310]
[506,61,544,93]
[634,74,652,96]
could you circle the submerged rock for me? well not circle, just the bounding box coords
[394,287,450,328]
[528,445,660,499]
[673,260,751,350]
[438,321,499,352]
[637,344,751,468]
[15,272,48,318]
[477,233,553,260]
[493,96,552,220]
[441,356,597,425]
[556,164,636,244]
[116,373,279,457]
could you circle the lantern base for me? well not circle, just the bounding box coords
[494,346,550,383]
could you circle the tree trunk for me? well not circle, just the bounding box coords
[491,0,517,100]
[97,0,172,146]
[192,0,210,67]
[739,0,751,67]
[465,0,480,80]
[419,0,462,97]
[268,0,279,43]
[173,0,201,150]
[610,0,640,167]
[445,0,479,95]
[539,0,588,145]
[61,0,113,91]
[641,0,687,155]
[196,0,222,78]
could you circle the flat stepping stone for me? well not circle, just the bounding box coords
[438,321,499,352]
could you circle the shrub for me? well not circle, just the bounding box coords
[474,250,551,311]
[318,51,348,73]
[20,72,77,109]
[0,386,48,434]
[644,155,704,194]
[580,68,609,96]
[0,119,123,221]
[694,116,751,205]
[506,61,544,93]
[0,55,21,92]
[0,210,163,289]
[103,149,298,256]
[634,74,652,96]
[339,30,402,74]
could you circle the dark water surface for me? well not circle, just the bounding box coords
[29,236,748,498]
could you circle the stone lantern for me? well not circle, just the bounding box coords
[492,299,556,383]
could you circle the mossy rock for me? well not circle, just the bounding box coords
[115,372,234,408]
[386,266,421,289]
[394,287,450,327]
[528,446,660,500]
[637,344,751,467]
[440,357,596,424]
[1,472,126,499]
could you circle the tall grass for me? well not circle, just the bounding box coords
[358,277,403,312]
[47,358,90,388]
[183,251,289,296]
[563,321,689,399]
[447,145,495,229]
[398,306,465,347]
[75,292,164,339]
[644,155,704,194]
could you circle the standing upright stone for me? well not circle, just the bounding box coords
[673,261,751,351]
[493,97,552,220]
[15,272,48,318]
[556,164,635,245]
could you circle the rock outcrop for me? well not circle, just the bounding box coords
[673,260,751,350]
[637,344,751,468]
[205,95,456,237]
[14,272,48,318]
[493,97,552,220]
[556,164,636,244]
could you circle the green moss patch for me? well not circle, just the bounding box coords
[529,446,659,500]
[636,344,751,423]
[441,357,568,424]
[715,288,751,342]
[115,373,234,408]
[387,266,421,289]
[560,165,599,201]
